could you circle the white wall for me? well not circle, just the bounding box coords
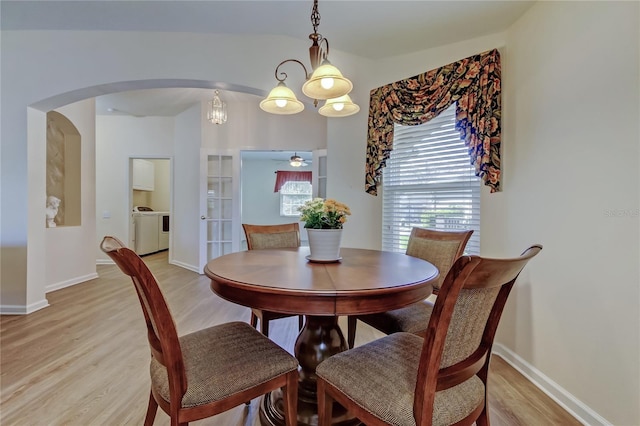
[344,2,637,424]
[493,2,638,424]
[25,108,48,311]
[1,30,336,307]
[18,99,99,313]
[93,98,327,272]
[171,103,202,271]
[201,98,327,152]
[95,97,326,270]
[95,115,175,261]
[326,3,639,425]
[44,99,98,293]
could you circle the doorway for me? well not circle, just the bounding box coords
[240,150,313,250]
[129,157,172,258]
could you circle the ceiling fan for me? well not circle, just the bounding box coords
[289,153,310,167]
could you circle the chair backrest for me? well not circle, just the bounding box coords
[413,244,543,424]
[405,227,473,290]
[242,223,301,250]
[100,236,187,402]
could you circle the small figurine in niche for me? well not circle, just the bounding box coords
[46,195,61,228]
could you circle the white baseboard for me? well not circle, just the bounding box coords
[0,299,49,315]
[45,272,99,293]
[492,343,611,426]
[97,258,199,274]
[2,259,198,315]
[170,260,200,274]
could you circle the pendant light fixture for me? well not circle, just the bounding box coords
[318,94,360,117]
[208,90,227,124]
[260,0,358,117]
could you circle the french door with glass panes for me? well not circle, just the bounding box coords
[199,150,240,271]
[312,149,327,198]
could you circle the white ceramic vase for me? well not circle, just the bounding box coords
[306,229,343,261]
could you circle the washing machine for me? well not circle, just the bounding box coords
[133,206,170,255]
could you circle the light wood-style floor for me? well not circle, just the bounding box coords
[1,251,580,426]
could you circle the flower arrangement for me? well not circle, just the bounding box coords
[298,198,351,229]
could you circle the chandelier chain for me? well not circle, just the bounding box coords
[310,0,321,36]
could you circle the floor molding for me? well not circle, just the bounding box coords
[97,257,199,274]
[170,260,200,274]
[45,272,99,293]
[0,299,49,315]
[493,343,611,426]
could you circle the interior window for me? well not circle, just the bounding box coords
[382,104,480,254]
[280,181,312,216]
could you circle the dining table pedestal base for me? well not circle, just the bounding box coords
[260,388,359,426]
[259,315,360,426]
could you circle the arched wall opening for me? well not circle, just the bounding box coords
[16,78,328,314]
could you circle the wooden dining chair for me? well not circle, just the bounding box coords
[242,223,304,336]
[100,236,299,426]
[317,244,543,426]
[347,227,473,348]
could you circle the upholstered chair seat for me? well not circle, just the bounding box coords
[316,332,484,426]
[348,227,473,348]
[355,299,435,337]
[150,321,299,409]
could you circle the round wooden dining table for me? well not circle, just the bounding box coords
[204,247,438,426]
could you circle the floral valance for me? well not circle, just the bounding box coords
[365,48,502,195]
[274,170,312,192]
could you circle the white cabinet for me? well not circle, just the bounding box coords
[132,159,155,191]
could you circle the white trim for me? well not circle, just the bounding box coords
[170,260,200,274]
[492,343,612,426]
[0,299,49,315]
[98,258,199,273]
[45,272,99,293]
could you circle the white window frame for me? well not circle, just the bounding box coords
[279,181,312,217]
[382,104,480,254]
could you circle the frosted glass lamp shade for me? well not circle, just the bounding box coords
[319,94,360,117]
[260,82,305,115]
[302,61,353,100]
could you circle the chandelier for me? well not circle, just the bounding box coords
[207,90,227,124]
[259,0,360,118]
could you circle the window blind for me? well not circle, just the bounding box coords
[279,181,312,216]
[382,104,480,254]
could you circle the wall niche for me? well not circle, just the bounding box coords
[46,111,81,227]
